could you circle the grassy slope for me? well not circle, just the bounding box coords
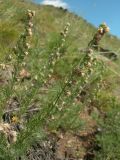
[0,0,120,159]
[1,0,120,101]
[1,0,120,56]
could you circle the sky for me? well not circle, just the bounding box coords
[34,0,120,38]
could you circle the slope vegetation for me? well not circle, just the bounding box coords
[0,0,120,160]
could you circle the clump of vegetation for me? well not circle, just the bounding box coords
[94,100,120,160]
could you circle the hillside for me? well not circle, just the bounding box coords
[0,0,120,160]
[1,0,120,58]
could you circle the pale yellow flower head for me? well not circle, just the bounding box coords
[99,22,110,33]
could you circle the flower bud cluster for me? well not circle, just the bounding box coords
[13,10,35,60]
[41,23,70,84]
[12,10,35,81]
[64,49,98,107]
[60,22,70,47]
[98,22,110,34]
[49,22,70,67]
[74,52,103,104]
[52,49,96,111]
[88,22,110,49]
[26,10,35,38]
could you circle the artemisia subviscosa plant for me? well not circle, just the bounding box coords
[0,10,108,160]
